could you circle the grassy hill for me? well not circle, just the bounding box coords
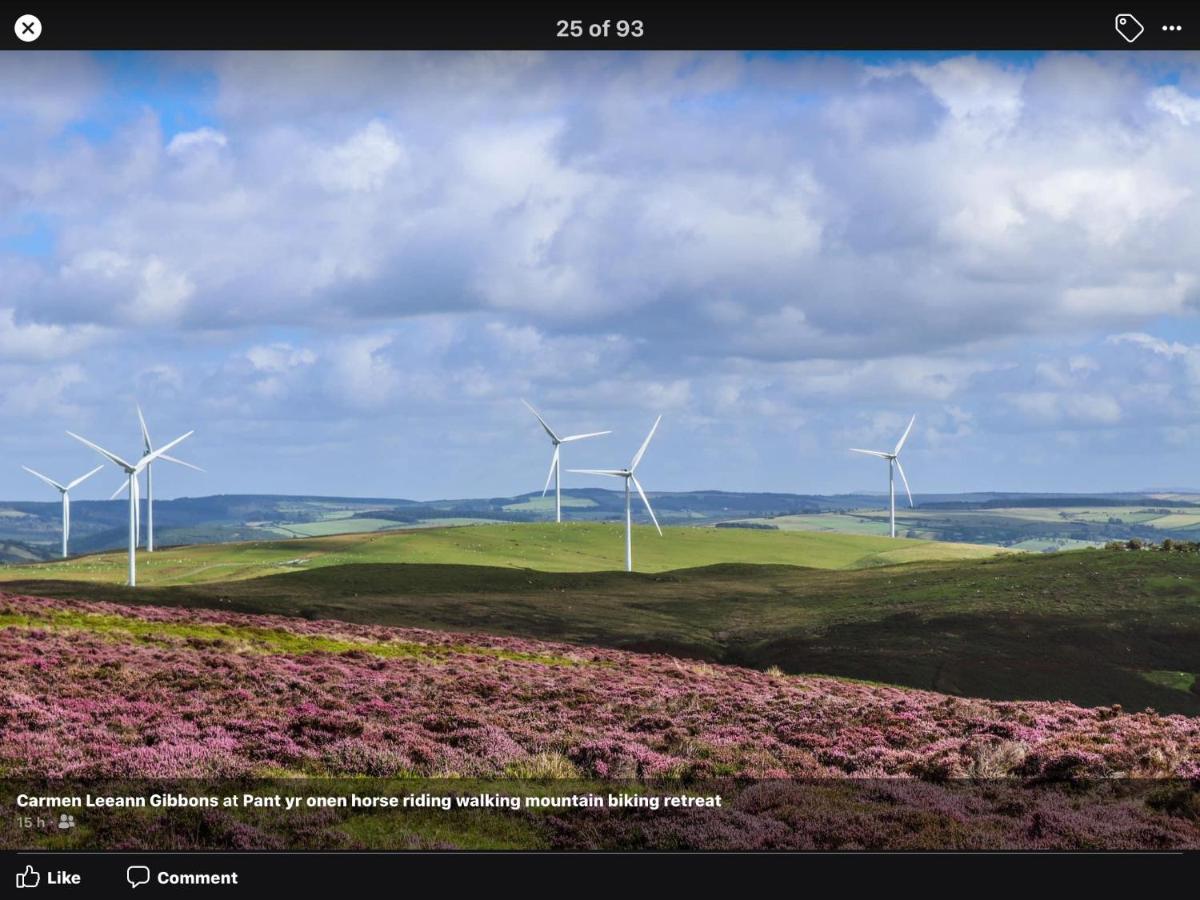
[0,521,1001,586]
[2,527,1198,714]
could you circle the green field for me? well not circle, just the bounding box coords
[0,522,1001,587]
[502,496,598,512]
[742,505,1200,539]
[266,517,410,537]
[745,513,896,536]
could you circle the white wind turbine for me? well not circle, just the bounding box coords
[571,415,662,572]
[21,464,104,558]
[523,400,611,523]
[850,414,916,538]
[67,428,194,586]
[119,404,203,552]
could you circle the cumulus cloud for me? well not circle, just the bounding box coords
[0,364,85,417]
[1149,85,1200,125]
[328,335,400,409]
[0,308,103,361]
[313,119,407,192]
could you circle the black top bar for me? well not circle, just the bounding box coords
[4,2,1200,51]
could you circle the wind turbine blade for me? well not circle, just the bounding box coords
[631,475,662,536]
[22,466,65,492]
[895,458,914,508]
[629,415,662,471]
[136,403,153,452]
[522,399,560,443]
[136,430,193,471]
[542,446,559,496]
[110,481,128,501]
[158,454,203,472]
[568,468,626,478]
[849,448,891,459]
[894,414,916,456]
[66,465,104,491]
[67,432,134,470]
[559,430,612,443]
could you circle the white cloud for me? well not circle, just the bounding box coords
[247,342,317,373]
[0,308,103,361]
[0,364,85,417]
[1059,273,1196,318]
[125,257,195,324]
[1107,332,1189,358]
[1020,167,1185,245]
[167,127,229,156]
[903,55,1025,137]
[58,251,195,324]
[1149,85,1200,126]
[1006,390,1122,426]
[313,119,407,192]
[328,334,399,409]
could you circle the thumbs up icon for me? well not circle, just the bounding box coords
[16,865,41,888]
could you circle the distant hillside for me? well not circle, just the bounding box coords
[1,489,1199,560]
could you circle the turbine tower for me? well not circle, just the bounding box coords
[21,465,103,558]
[571,415,662,572]
[522,400,610,523]
[850,414,916,538]
[67,429,193,586]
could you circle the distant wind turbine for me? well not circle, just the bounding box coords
[21,465,104,558]
[132,404,203,552]
[522,400,610,523]
[67,429,193,586]
[850,414,916,538]
[571,415,662,572]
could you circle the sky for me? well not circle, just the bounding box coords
[3,49,1200,501]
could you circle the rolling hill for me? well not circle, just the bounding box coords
[1,527,1197,715]
[0,521,1002,586]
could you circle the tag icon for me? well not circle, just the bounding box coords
[1115,14,1144,43]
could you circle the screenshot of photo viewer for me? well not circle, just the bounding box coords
[2,0,1199,885]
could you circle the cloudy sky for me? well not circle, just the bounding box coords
[3,50,1200,500]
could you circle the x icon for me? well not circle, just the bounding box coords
[14,14,41,42]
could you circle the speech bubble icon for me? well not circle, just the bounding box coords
[127,866,151,889]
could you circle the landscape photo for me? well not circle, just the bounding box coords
[2,49,1199,851]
